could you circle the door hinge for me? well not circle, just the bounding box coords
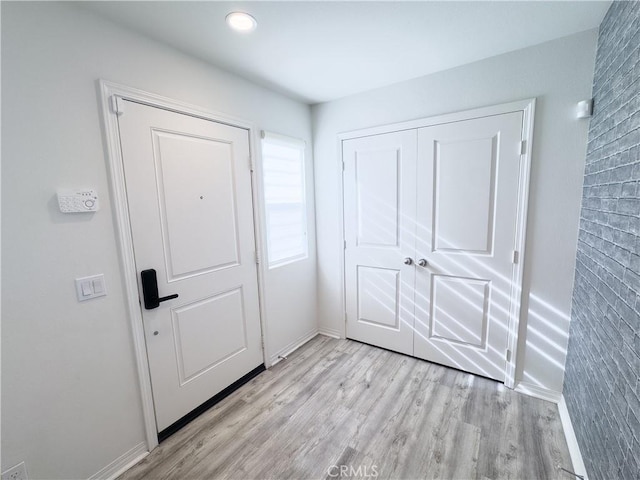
[344,240,347,250]
[512,250,519,264]
[519,140,526,155]
[342,160,345,172]
[249,155,254,172]
[506,349,512,362]
[255,251,260,264]
[111,95,125,115]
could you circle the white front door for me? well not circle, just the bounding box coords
[343,130,417,355]
[343,111,524,382]
[413,112,523,381]
[117,100,263,432]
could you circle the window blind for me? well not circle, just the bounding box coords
[261,131,308,267]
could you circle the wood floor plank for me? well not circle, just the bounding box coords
[336,358,427,478]
[119,336,573,480]
[207,342,371,479]
[173,343,360,479]
[389,376,463,479]
[423,419,481,480]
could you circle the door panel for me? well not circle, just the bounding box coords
[153,130,240,278]
[433,135,497,254]
[172,288,247,385]
[357,266,401,329]
[344,130,417,355]
[414,112,523,381]
[118,100,263,432]
[430,275,490,348]
[355,149,400,247]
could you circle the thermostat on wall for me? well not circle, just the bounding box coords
[57,189,100,213]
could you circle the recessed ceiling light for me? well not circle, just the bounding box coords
[226,12,257,33]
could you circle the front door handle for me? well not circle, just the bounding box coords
[141,269,178,310]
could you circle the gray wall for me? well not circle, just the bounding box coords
[564,2,640,479]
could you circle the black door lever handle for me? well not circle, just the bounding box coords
[141,269,179,310]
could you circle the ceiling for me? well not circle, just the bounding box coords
[79,1,611,104]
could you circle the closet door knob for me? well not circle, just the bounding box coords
[404,257,413,265]
[418,259,428,267]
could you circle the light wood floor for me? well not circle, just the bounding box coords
[120,335,574,480]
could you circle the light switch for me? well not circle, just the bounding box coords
[75,274,107,302]
[93,278,105,294]
[81,281,93,296]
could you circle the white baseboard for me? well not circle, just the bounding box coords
[317,326,342,339]
[269,328,319,366]
[514,382,562,404]
[89,442,148,480]
[558,395,589,480]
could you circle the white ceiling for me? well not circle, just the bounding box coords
[80,1,611,104]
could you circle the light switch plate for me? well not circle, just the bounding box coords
[75,274,107,302]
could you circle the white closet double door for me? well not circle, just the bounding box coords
[344,112,523,382]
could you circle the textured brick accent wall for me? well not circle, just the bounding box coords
[564,2,640,479]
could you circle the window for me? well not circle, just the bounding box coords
[261,132,308,267]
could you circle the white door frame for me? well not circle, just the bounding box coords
[98,80,270,451]
[337,99,536,389]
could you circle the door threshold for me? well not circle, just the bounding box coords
[346,338,502,385]
[158,364,266,443]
